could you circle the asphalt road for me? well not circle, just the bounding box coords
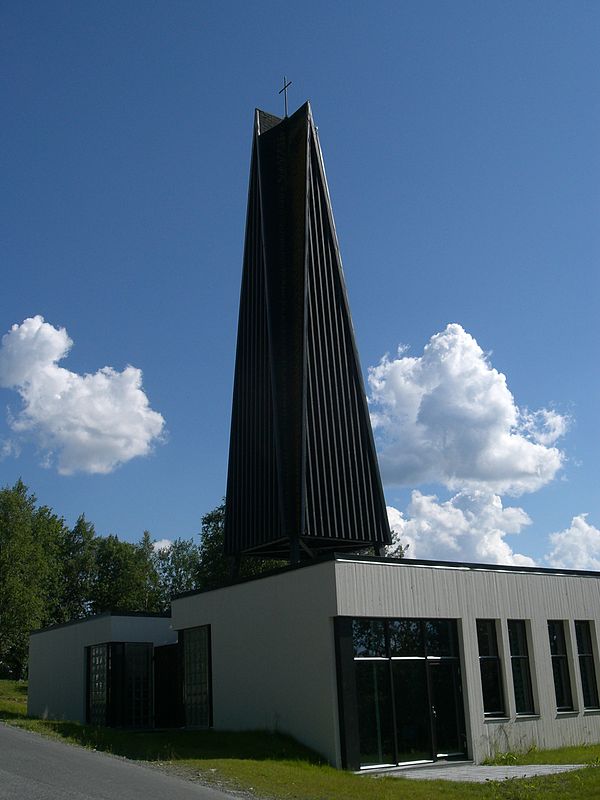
[0,723,238,800]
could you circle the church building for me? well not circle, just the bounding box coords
[28,102,600,770]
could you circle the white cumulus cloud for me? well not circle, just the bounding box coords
[545,514,600,570]
[387,490,535,566]
[0,315,165,475]
[369,324,567,496]
[153,538,173,553]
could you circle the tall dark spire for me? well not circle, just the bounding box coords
[224,102,390,561]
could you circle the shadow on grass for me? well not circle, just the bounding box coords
[0,708,29,720]
[16,719,325,765]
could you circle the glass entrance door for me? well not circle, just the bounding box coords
[351,617,466,767]
[392,660,431,762]
[428,659,465,757]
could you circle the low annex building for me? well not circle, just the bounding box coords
[28,612,177,729]
[29,555,600,769]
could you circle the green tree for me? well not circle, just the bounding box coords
[0,480,68,678]
[196,501,285,591]
[89,534,161,614]
[57,514,96,621]
[153,538,201,608]
[195,502,232,590]
[137,530,163,611]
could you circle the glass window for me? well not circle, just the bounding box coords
[352,619,386,658]
[183,625,212,727]
[575,621,599,709]
[548,621,573,711]
[476,620,505,717]
[389,619,423,657]
[355,661,395,765]
[124,643,153,728]
[425,619,458,657]
[392,659,431,761]
[507,620,535,714]
[88,644,108,726]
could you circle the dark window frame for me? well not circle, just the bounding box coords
[476,619,506,718]
[575,620,600,709]
[507,620,535,715]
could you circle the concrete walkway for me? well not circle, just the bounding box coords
[381,762,585,783]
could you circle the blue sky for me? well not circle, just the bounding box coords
[1,1,599,565]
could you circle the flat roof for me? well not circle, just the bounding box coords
[173,551,600,601]
[30,610,171,636]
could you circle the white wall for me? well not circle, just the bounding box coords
[334,558,600,763]
[31,560,600,767]
[27,614,175,723]
[171,562,341,765]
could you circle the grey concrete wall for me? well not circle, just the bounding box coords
[27,614,175,723]
[171,562,341,766]
[334,558,600,763]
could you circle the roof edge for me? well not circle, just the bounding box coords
[173,551,600,602]
[30,610,171,637]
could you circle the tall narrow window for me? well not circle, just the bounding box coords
[507,620,535,714]
[575,621,599,709]
[183,625,212,727]
[352,618,395,766]
[476,620,505,717]
[87,644,108,726]
[548,621,573,711]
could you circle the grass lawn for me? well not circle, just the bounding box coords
[1,679,599,799]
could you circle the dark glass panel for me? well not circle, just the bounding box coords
[508,620,528,657]
[508,623,534,714]
[154,643,182,727]
[392,660,431,762]
[425,620,457,657]
[576,622,599,708]
[548,621,573,711]
[355,661,395,765]
[88,644,108,726]
[123,643,153,728]
[580,656,600,708]
[477,620,498,657]
[389,619,423,657]
[184,626,211,727]
[429,660,466,757]
[480,660,505,716]
[551,657,573,710]
[548,621,565,656]
[352,619,386,658]
[108,643,125,727]
[511,657,534,714]
[477,620,505,717]
[575,621,593,655]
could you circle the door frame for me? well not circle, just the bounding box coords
[334,616,468,770]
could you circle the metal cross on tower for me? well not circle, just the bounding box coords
[279,76,292,117]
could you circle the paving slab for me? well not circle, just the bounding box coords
[384,763,585,783]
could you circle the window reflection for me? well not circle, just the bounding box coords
[352,619,386,658]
